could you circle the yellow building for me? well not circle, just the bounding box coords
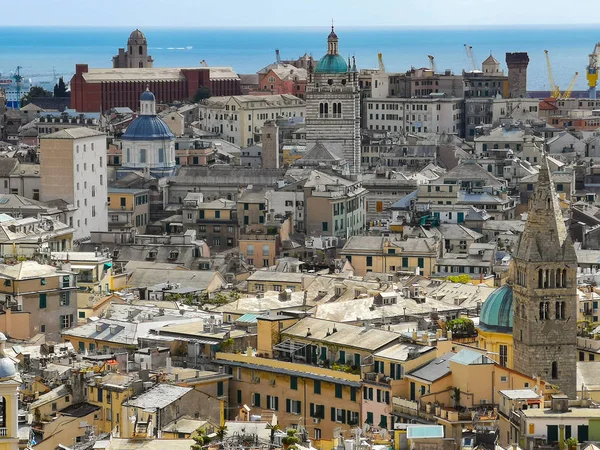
[217,316,404,449]
[477,284,514,369]
[107,188,150,233]
[239,217,292,269]
[0,333,21,450]
[340,235,439,277]
[0,261,77,341]
[401,348,544,443]
[87,372,137,434]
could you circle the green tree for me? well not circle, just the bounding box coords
[53,77,69,98]
[193,86,212,102]
[191,430,211,450]
[282,429,300,450]
[266,423,280,444]
[446,274,471,284]
[21,86,52,106]
[215,425,228,440]
[565,437,578,450]
[446,318,476,337]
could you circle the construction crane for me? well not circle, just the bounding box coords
[378,53,385,73]
[12,66,23,109]
[428,55,436,73]
[464,44,477,72]
[587,43,600,99]
[562,72,579,99]
[544,50,561,99]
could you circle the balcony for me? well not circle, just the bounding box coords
[363,372,392,386]
[0,427,7,437]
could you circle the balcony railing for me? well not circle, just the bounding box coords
[0,427,8,437]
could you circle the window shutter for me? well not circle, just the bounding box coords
[286,399,291,413]
[385,391,390,404]
[267,395,271,409]
[363,386,368,398]
[331,407,336,421]
[377,389,381,403]
[341,409,346,424]
[350,387,356,402]
[275,396,279,411]
[297,401,301,414]
[390,363,396,379]
[310,403,315,417]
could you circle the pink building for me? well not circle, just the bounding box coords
[258,64,307,99]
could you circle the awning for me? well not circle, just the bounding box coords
[104,262,112,269]
[71,265,96,271]
[273,339,309,353]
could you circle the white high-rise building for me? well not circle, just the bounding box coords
[40,128,108,241]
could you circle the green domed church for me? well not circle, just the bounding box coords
[304,26,361,175]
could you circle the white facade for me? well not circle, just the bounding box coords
[265,190,305,231]
[364,97,463,135]
[73,135,109,240]
[491,98,540,124]
[197,95,305,148]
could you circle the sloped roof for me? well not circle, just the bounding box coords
[42,127,105,140]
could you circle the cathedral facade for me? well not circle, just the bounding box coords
[113,29,154,69]
[304,26,361,175]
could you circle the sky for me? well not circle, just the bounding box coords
[3,0,600,27]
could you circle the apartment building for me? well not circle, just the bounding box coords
[197,95,305,148]
[183,196,238,251]
[39,128,108,241]
[0,261,77,341]
[364,97,464,136]
[107,188,150,234]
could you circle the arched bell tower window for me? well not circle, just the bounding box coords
[551,361,558,379]
[139,45,143,55]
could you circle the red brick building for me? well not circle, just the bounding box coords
[70,64,241,112]
[257,64,307,99]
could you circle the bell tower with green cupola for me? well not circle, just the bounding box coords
[305,25,361,175]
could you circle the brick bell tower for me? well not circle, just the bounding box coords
[512,153,577,398]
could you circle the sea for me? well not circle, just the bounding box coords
[0,25,599,91]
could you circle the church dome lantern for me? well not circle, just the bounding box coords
[315,25,348,74]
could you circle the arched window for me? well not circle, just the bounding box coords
[562,269,567,287]
[139,45,143,55]
[539,301,549,320]
[140,148,147,164]
[158,148,164,164]
[538,269,543,288]
[129,46,132,54]
[487,164,492,173]
[551,361,558,379]
[126,148,131,163]
[556,268,561,287]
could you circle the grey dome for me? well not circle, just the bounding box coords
[0,358,16,379]
[129,29,147,43]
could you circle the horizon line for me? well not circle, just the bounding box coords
[1,23,600,30]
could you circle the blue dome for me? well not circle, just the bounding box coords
[479,285,513,332]
[122,115,174,141]
[140,90,155,101]
[0,358,16,379]
[315,54,348,73]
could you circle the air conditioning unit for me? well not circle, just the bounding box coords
[313,418,320,424]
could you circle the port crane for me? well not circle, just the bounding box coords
[587,43,600,99]
[12,66,23,109]
[464,44,477,72]
[544,50,561,99]
[428,55,436,73]
[562,72,579,99]
[378,53,385,73]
